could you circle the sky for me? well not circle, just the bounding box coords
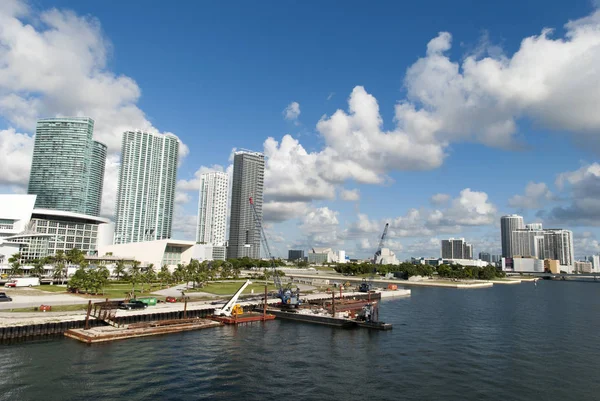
[1,0,600,260]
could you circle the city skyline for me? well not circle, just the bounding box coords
[1,1,600,259]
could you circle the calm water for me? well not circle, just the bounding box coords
[1,281,599,401]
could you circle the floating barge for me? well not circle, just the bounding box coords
[64,318,222,344]
[265,308,392,330]
[211,312,276,325]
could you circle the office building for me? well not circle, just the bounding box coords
[441,238,473,259]
[479,252,491,263]
[227,150,264,259]
[501,215,524,257]
[113,131,179,244]
[288,250,305,261]
[27,117,106,216]
[196,171,228,245]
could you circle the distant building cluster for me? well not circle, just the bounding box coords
[500,215,579,273]
[441,238,473,260]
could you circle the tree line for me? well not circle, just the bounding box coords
[333,261,505,280]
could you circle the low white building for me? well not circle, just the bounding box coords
[574,260,593,274]
[0,194,113,265]
[99,240,218,271]
[446,258,490,267]
[375,248,400,265]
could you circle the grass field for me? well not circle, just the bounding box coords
[33,283,160,298]
[191,281,277,295]
[7,304,90,313]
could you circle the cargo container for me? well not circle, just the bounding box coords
[136,297,157,306]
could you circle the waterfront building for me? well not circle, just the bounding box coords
[288,250,305,261]
[27,117,107,216]
[227,150,264,259]
[479,252,491,262]
[0,194,113,272]
[501,215,524,257]
[574,260,593,274]
[441,238,472,259]
[511,256,544,272]
[512,226,545,259]
[544,259,560,274]
[113,131,179,245]
[100,240,218,271]
[543,229,574,273]
[196,171,228,245]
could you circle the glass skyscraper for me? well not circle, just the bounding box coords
[27,117,106,216]
[228,150,264,259]
[113,130,179,244]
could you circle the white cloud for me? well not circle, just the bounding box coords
[430,193,450,205]
[283,101,301,123]
[0,128,34,185]
[263,201,307,223]
[177,164,227,192]
[0,2,187,211]
[264,136,335,202]
[340,188,360,201]
[508,182,553,209]
[402,12,600,151]
[545,163,600,225]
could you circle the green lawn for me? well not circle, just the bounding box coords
[191,281,277,295]
[34,283,162,299]
[7,304,90,313]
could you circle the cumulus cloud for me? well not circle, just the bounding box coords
[402,13,600,150]
[344,188,496,241]
[340,188,360,201]
[430,193,450,205]
[283,101,301,123]
[546,163,600,225]
[263,201,308,223]
[0,2,187,214]
[508,182,553,209]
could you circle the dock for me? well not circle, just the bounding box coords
[64,318,222,344]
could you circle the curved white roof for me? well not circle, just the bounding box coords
[32,208,111,224]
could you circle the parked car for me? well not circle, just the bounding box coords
[118,300,147,310]
[165,296,177,303]
[0,292,12,302]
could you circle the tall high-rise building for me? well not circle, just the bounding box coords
[543,229,574,271]
[28,117,106,216]
[512,225,545,259]
[196,171,229,245]
[288,250,305,261]
[501,214,524,257]
[228,150,264,259]
[479,252,491,262]
[441,238,472,259]
[113,131,179,244]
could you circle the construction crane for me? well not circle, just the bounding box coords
[372,223,389,264]
[214,279,252,316]
[249,197,301,308]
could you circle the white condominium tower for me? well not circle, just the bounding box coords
[196,171,228,245]
[228,150,264,259]
[113,131,179,244]
[500,214,524,257]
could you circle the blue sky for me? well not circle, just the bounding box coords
[2,0,600,259]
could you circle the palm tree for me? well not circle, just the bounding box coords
[158,265,172,288]
[128,260,141,297]
[53,263,66,285]
[30,259,45,278]
[8,253,22,278]
[113,260,126,280]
